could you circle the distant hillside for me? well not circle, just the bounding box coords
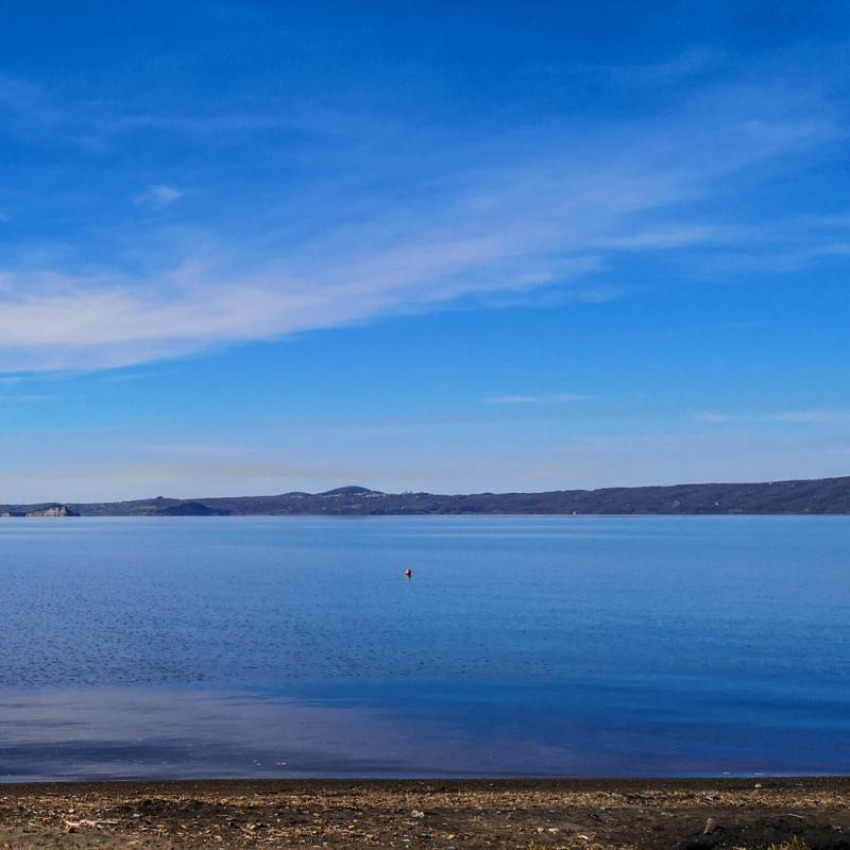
[3,476,850,517]
[153,500,231,517]
[0,503,79,518]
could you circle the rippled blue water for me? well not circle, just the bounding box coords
[0,515,848,779]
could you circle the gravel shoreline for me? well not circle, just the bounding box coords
[1,777,848,849]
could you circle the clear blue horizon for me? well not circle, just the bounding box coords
[1,1,849,501]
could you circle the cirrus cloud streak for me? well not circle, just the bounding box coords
[0,73,842,373]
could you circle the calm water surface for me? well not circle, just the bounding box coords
[0,515,848,779]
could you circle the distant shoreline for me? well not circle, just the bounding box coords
[0,511,850,512]
[3,474,850,517]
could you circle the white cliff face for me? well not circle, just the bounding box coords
[0,504,79,517]
[25,505,78,518]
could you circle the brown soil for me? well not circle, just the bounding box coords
[0,778,848,849]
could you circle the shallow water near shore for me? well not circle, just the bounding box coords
[1,515,849,780]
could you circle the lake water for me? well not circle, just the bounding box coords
[0,515,849,780]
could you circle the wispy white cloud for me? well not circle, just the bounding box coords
[486,394,589,405]
[699,410,850,425]
[134,184,183,209]
[4,421,849,502]
[532,48,720,86]
[0,394,51,404]
[545,431,850,488]
[0,67,843,373]
[777,410,850,424]
[0,74,61,135]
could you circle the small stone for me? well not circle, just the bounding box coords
[704,817,718,835]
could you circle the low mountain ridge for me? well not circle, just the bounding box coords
[4,475,850,517]
[319,486,383,496]
[153,501,232,517]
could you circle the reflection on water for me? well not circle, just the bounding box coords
[3,678,850,780]
[1,515,850,779]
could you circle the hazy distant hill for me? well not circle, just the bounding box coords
[0,503,79,518]
[152,500,232,517]
[4,475,850,517]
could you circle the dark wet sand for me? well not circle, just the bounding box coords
[1,778,849,849]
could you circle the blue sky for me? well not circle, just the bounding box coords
[1,1,849,501]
